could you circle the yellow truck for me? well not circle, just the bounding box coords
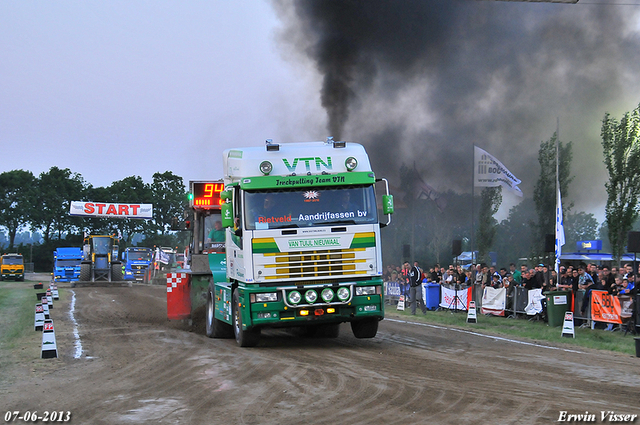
[1,253,25,281]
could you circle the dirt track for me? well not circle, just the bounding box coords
[2,283,639,425]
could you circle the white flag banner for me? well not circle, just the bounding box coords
[474,146,523,197]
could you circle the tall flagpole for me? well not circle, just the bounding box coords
[471,144,475,265]
[555,118,560,274]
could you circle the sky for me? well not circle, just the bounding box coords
[2,1,640,224]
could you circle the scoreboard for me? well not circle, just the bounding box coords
[190,181,224,209]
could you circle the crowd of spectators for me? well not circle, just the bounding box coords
[383,261,637,324]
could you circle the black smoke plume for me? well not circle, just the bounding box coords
[273,0,640,215]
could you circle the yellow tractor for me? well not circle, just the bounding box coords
[78,235,123,284]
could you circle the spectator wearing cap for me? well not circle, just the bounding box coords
[618,276,635,295]
[490,273,503,289]
[578,264,596,316]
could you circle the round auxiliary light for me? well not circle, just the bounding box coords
[260,161,273,175]
[304,290,318,304]
[321,288,334,303]
[345,157,358,171]
[288,290,302,305]
[337,287,350,301]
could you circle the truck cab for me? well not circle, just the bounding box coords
[1,253,24,281]
[122,247,153,281]
[207,139,394,346]
[53,247,83,283]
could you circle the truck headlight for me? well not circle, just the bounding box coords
[304,290,318,304]
[255,292,278,303]
[288,291,302,305]
[355,286,376,296]
[260,161,273,175]
[337,287,350,301]
[345,157,358,171]
[321,288,334,302]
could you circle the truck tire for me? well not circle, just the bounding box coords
[79,264,91,282]
[206,283,233,338]
[111,264,123,282]
[351,318,379,339]
[233,288,260,347]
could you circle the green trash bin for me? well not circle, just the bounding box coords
[546,290,571,327]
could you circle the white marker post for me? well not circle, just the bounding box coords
[467,301,477,323]
[561,311,575,338]
[41,320,58,358]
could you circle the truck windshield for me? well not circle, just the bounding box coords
[92,237,111,255]
[2,256,23,265]
[244,185,378,230]
[128,250,152,261]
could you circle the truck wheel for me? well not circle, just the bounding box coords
[233,288,260,347]
[351,318,379,339]
[80,264,91,282]
[206,283,233,338]
[111,264,123,282]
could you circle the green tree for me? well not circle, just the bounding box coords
[476,187,502,264]
[494,197,537,265]
[34,167,87,243]
[151,171,187,235]
[106,176,153,244]
[601,102,640,261]
[564,211,599,250]
[0,170,36,250]
[533,133,573,255]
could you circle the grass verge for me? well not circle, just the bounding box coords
[0,279,66,386]
[386,304,638,356]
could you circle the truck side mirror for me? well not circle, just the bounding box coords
[221,203,234,228]
[382,195,394,215]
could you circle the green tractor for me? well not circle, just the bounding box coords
[78,235,123,284]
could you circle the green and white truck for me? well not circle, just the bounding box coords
[186,139,393,346]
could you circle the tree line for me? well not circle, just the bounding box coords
[0,167,188,271]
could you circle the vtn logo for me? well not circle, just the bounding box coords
[283,157,333,172]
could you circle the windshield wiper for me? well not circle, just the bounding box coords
[276,224,300,229]
[322,220,357,226]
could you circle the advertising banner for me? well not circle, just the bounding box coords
[481,287,506,316]
[385,281,402,297]
[439,284,473,310]
[525,288,544,315]
[69,201,153,219]
[590,290,634,324]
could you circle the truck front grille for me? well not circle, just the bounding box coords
[257,248,374,280]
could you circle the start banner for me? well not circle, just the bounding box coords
[590,290,634,324]
[69,201,153,219]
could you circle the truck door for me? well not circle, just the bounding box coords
[227,185,245,281]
